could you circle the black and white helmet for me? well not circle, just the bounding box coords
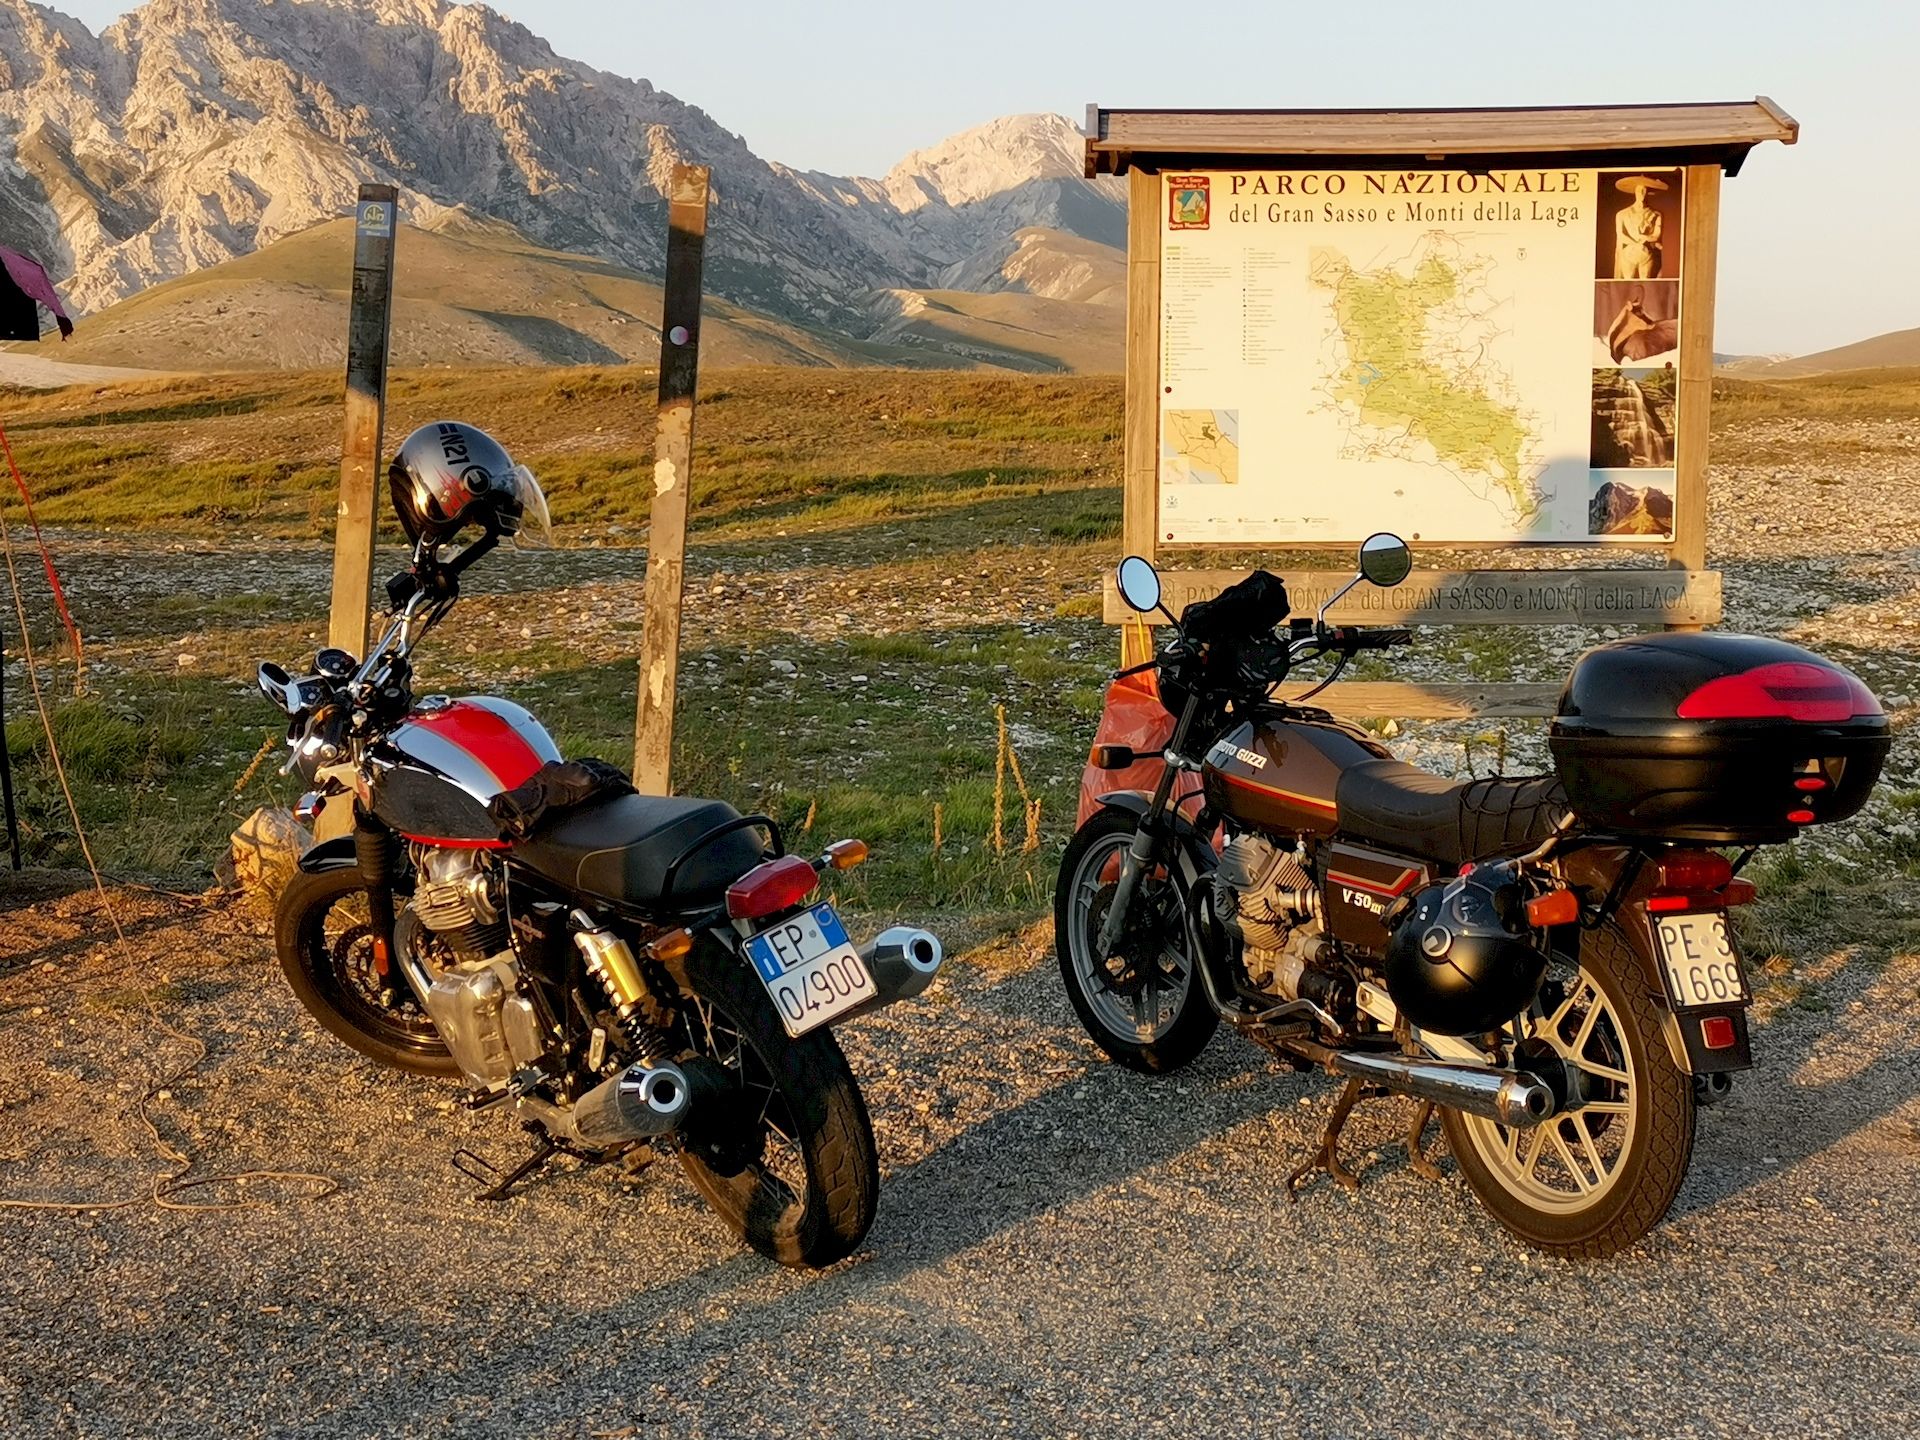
[388,421,551,548]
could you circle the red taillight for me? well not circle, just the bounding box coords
[1656,850,1733,893]
[725,855,819,920]
[1676,662,1880,723]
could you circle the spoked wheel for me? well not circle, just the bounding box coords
[275,862,457,1077]
[1441,922,1695,1259]
[673,938,878,1269]
[1055,809,1216,1073]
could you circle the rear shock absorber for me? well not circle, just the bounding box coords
[571,912,678,1063]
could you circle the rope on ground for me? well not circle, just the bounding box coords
[0,993,340,1214]
[0,448,338,1215]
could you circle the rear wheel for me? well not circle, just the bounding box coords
[1055,808,1217,1073]
[275,862,457,1077]
[674,938,879,1269]
[1441,921,1695,1259]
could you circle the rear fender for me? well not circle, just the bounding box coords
[1560,845,1752,1075]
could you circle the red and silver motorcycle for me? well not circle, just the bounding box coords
[262,422,941,1267]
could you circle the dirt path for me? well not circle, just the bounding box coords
[1,885,1915,1438]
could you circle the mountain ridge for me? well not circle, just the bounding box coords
[0,0,1123,346]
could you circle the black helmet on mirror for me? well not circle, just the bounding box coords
[1382,861,1551,1036]
[388,421,551,549]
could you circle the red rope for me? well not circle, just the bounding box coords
[0,418,83,673]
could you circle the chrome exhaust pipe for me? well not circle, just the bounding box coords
[516,1058,693,1148]
[1326,1051,1556,1129]
[839,925,944,1022]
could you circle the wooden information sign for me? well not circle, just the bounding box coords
[1087,101,1797,714]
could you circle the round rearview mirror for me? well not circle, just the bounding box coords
[1358,532,1412,588]
[257,662,292,712]
[1116,555,1162,615]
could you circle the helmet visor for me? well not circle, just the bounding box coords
[509,464,554,548]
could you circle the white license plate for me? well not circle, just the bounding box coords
[744,902,876,1038]
[1652,911,1750,1009]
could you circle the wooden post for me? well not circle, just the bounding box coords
[632,165,711,794]
[1122,164,1162,566]
[1120,165,1161,668]
[327,184,400,656]
[1667,162,1720,632]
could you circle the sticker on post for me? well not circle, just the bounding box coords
[357,200,394,238]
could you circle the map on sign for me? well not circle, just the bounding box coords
[1156,168,1682,546]
[1161,409,1240,485]
[1311,237,1540,525]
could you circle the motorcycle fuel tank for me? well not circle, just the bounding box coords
[1202,714,1392,838]
[372,696,562,844]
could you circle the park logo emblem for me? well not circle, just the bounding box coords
[1167,176,1210,230]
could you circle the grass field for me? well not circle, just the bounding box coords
[1,364,1916,963]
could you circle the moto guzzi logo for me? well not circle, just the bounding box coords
[1208,739,1266,770]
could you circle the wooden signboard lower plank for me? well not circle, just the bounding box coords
[1103,568,1721,627]
[1290,681,1563,721]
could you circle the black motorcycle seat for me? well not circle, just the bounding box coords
[1335,759,1569,869]
[513,793,768,907]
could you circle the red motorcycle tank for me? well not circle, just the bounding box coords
[1202,713,1392,838]
[371,696,562,844]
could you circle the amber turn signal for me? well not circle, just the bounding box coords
[1090,743,1136,770]
[824,838,869,870]
[646,928,694,962]
[1525,888,1580,928]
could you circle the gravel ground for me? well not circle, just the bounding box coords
[2,878,1916,1440]
[1,404,1916,1435]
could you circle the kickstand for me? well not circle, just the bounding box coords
[1286,1077,1368,1199]
[1405,1099,1444,1182]
[453,1122,560,1202]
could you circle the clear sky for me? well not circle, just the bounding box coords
[54,0,1920,355]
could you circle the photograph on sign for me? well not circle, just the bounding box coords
[1155,167,1686,546]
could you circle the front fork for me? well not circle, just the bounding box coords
[354,807,399,981]
[1093,690,1201,958]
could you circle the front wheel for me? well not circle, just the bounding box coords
[274,862,457,1077]
[1440,921,1696,1259]
[1054,808,1217,1073]
[673,938,879,1269]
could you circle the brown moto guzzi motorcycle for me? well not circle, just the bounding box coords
[1056,536,1889,1257]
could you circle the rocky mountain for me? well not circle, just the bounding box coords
[0,0,1125,358]
[1588,479,1674,537]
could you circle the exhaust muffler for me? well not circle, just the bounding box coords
[516,1058,693,1148]
[838,925,944,1022]
[1325,1050,1556,1129]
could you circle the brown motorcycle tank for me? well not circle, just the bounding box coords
[1202,713,1392,839]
